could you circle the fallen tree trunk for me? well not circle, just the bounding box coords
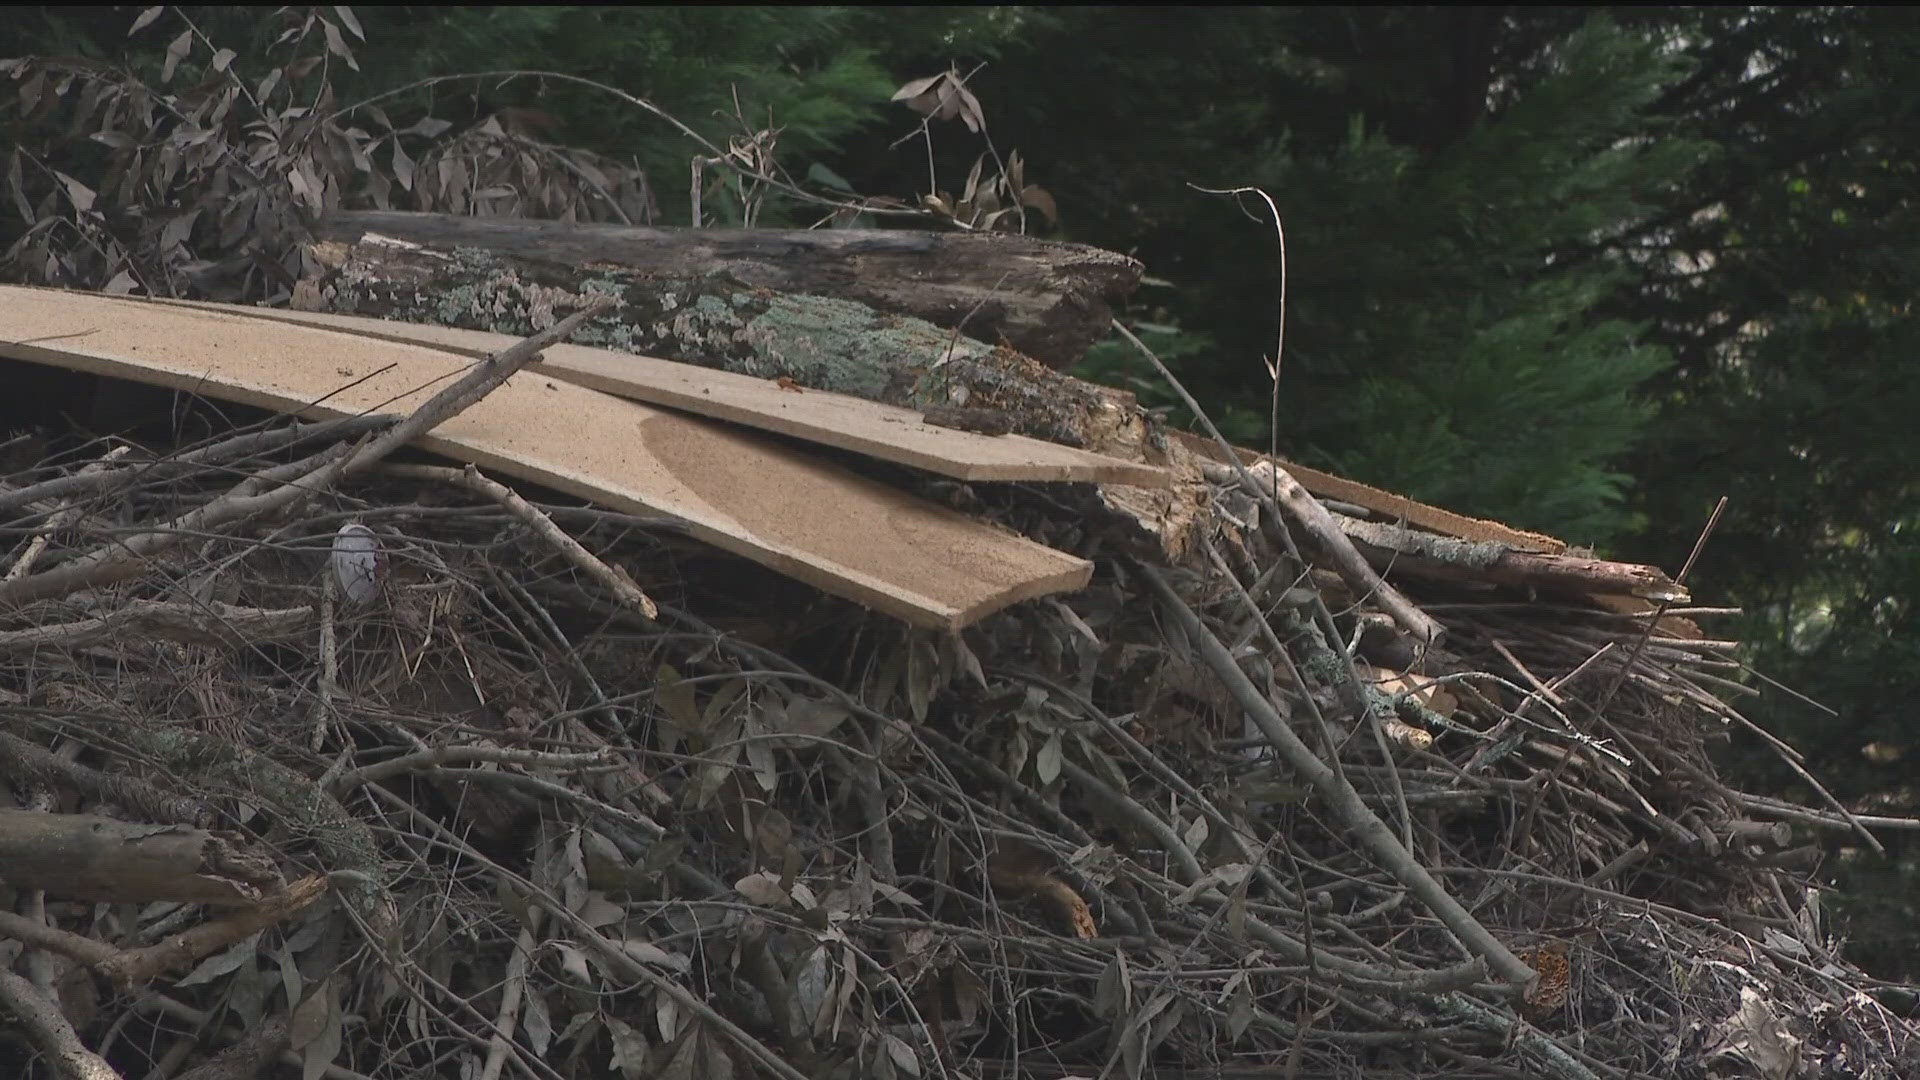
[300,231,1215,559]
[311,210,1142,368]
[301,233,1155,462]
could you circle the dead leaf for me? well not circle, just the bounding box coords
[735,870,790,907]
[605,1016,648,1080]
[320,19,359,71]
[390,137,413,191]
[1706,986,1801,1080]
[658,1026,700,1080]
[555,943,593,985]
[882,1033,921,1079]
[953,82,986,133]
[654,662,701,743]
[287,976,332,1049]
[1182,813,1209,852]
[794,945,831,1031]
[618,938,690,974]
[55,171,95,213]
[1226,974,1254,1041]
[576,892,624,929]
[128,6,165,35]
[299,980,342,1080]
[891,74,943,104]
[177,931,263,986]
[162,29,192,84]
[1035,731,1063,784]
[523,987,553,1055]
[655,989,679,1041]
[763,696,850,746]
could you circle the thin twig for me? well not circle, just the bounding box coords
[1188,182,1287,458]
[381,461,659,619]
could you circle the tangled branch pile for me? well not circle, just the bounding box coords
[0,360,1912,1080]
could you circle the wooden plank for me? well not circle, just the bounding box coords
[1280,460,1566,554]
[120,296,1168,487]
[1167,429,1565,553]
[0,286,1091,629]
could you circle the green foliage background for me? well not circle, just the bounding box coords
[10,3,1919,976]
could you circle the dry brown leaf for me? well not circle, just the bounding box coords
[128,6,165,35]
[162,29,192,84]
[890,73,943,104]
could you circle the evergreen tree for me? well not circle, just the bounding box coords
[1609,5,1920,976]
[851,9,1700,540]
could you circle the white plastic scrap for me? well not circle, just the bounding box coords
[330,522,384,605]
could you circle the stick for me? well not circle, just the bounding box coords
[0,969,124,1079]
[382,461,658,618]
[0,416,390,515]
[4,445,131,580]
[1241,458,1446,646]
[0,599,311,650]
[1132,562,1538,993]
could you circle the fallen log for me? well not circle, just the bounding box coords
[311,210,1142,368]
[299,233,1219,558]
[301,233,1151,460]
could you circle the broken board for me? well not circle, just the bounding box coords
[1166,429,1565,554]
[114,296,1168,487]
[0,285,1091,629]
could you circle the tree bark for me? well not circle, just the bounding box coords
[301,234,1157,463]
[0,809,284,905]
[310,210,1142,368]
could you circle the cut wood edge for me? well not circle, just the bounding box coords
[1584,593,1705,642]
[0,285,1091,630]
[1169,429,1566,554]
[1280,460,1567,555]
[116,295,1170,488]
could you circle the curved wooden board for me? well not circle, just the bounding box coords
[116,296,1168,487]
[0,286,1090,629]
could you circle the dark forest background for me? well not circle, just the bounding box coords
[8,5,1918,975]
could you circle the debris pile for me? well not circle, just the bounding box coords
[0,296,1913,1080]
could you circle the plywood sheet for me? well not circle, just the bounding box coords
[0,286,1091,629]
[122,296,1168,487]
